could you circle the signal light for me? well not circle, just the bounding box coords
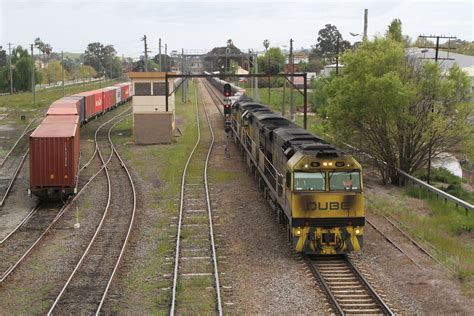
[224,103,231,115]
[223,83,232,97]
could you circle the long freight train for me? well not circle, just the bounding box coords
[29,82,132,199]
[208,75,365,255]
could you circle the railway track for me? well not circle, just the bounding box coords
[306,255,394,315]
[0,108,132,284]
[0,119,37,207]
[0,203,64,282]
[48,114,136,314]
[170,79,222,315]
[203,78,395,315]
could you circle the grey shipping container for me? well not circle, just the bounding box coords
[63,95,86,124]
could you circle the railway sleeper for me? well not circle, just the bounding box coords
[343,309,383,314]
[338,298,376,303]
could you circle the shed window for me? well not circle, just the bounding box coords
[153,82,167,96]
[135,82,151,96]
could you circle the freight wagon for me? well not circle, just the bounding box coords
[29,115,81,199]
[114,82,131,104]
[74,90,104,121]
[62,96,86,124]
[47,102,79,116]
[101,87,117,111]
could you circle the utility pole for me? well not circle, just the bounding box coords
[181,48,185,102]
[335,35,340,75]
[61,50,65,97]
[363,9,368,41]
[254,51,259,102]
[418,34,456,184]
[158,38,162,72]
[30,44,35,104]
[290,38,295,121]
[142,35,149,71]
[8,43,13,94]
[165,43,168,71]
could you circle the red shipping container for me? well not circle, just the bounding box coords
[29,116,80,196]
[74,90,103,119]
[41,115,78,124]
[101,87,116,111]
[47,103,78,115]
[121,84,129,102]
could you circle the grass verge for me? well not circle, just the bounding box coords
[110,80,199,313]
[367,189,474,297]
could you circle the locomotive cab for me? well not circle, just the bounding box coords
[285,152,365,254]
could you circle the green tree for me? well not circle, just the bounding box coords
[45,60,63,84]
[0,48,7,67]
[229,60,239,74]
[386,19,403,42]
[310,74,334,116]
[0,66,10,92]
[84,42,117,76]
[258,47,285,74]
[74,64,97,80]
[326,37,472,183]
[300,59,324,73]
[110,57,123,78]
[312,24,351,63]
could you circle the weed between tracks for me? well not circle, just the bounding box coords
[109,81,202,313]
[367,190,474,297]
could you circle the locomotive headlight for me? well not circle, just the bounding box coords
[355,228,362,235]
[295,229,302,236]
[304,164,309,168]
[323,162,328,167]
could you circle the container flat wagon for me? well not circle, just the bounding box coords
[61,96,86,124]
[74,90,104,120]
[114,82,131,104]
[101,87,117,111]
[29,115,80,199]
[47,102,79,116]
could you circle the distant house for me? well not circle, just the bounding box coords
[321,64,343,76]
[462,65,474,101]
[406,48,474,73]
[284,51,308,72]
[290,72,318,89]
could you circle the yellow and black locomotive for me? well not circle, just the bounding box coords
[228,97,365,255]
[206,78,365,255]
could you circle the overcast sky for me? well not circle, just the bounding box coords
[0,0,472,58]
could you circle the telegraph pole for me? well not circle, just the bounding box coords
[335,35,340,75]
[165,43,168,71]
[142,35,149,71]
[61,50,65,96]
[363,9,368,41]
[181,48,185,102]
[290,38,295,121]
[418,34,456,184]
[8,43,13,94]
[30,44,35,104]
[158,38,162,72]
[254,51,259,102]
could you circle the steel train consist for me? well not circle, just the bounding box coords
[208,75,365,255]
[29,83,132,199]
